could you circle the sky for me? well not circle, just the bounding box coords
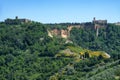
[0,0,120,23]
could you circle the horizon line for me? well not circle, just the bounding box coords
[0,16,119,24]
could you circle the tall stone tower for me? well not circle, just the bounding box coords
[15,16,18,19]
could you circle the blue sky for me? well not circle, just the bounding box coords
[0,0,120,23]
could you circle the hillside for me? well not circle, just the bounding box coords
[0,20,120,80]
[52,59,120,80]
[55,46,110,59]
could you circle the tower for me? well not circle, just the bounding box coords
[93,17,96,21]
[15,16,18,19]
[93,17,96,24]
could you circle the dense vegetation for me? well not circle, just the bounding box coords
[0,21,120,80]
[70,24,120,57]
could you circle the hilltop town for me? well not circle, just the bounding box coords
[5,16,31,24]
[2,16,108,39]
[3,16,120,40]
[47,17,107,39]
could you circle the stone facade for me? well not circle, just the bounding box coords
[92,17,107,37]
[5,16,31,24]
[93,17,107,29]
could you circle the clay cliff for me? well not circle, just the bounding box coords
[48,25,80,39]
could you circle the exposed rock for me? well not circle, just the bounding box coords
[48,25,80,39]
[48,29,69,39]
[47,30,53,37]
[61,29,68,39]
[65,40,73,44]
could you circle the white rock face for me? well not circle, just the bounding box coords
[47,30,53,38]
[104,52,111,58]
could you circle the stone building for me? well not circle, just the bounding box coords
[92,17,107,37]
[5,16,31,24]
[92,17,107,29]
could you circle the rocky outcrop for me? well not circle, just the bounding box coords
[47,30,53,38]
[48,29,69,39]
[61,30,68,39]
[48,25,81,39]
